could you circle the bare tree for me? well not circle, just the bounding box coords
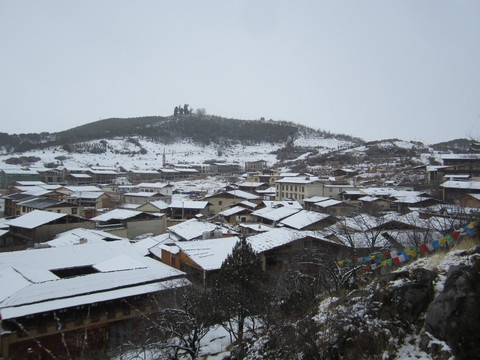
[123,289,216,360]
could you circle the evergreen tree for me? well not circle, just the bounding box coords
[174,106,179,116]
[213,237,266,342]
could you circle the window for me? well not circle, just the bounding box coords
[218,201,223,205]
[71,208,77,215]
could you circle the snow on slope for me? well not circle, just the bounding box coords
[0,138,281,171]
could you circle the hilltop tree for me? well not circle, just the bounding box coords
[213,238,267,342]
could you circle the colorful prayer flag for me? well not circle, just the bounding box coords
[431,240,440,249]
[420,244,429,253]
[451,231,460,239]
[392,257,400,265]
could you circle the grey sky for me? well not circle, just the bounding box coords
[1,1,479,144]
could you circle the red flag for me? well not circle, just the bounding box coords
[392,257,400,265]
[451,231,460,239]
[383,252,391,258]
[420,244,429,253]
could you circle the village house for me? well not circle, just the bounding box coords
[279,210,333,231]
[205,190,261,214]
[0,241,189,359]
[238,223,274,235]
[168,200,212,220]
[5,210,94,249]
[251,205,302,227]
[245,160,267,172]
[126,170,161,183]
[459,193,480,208]
[218,206,254,225]
[236,181,269,193]
[358,195,392,212]
[246,171,283,186]
[441,180,480,203]
[64,173,94,185]
[123,191,168,205]
[56,185,103,197]
[167,218,235,241]
[136,182,174,197]
[136,199,170,213]
[247,227,349,277]
[16,198,79,216]
[91,209,166,239]
[0,169,41,191]
[275,177,326,204]
[85,169,118,184]
[46,227,125,247]
[31,167,65,184]
[158,236,240,287]
[67,191,112,210]
[310,198,357,216]
[2,193,38,216]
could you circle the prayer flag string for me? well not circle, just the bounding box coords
[337,219,479,270]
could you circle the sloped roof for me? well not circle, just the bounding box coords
[168,219,223,241]
[0,241,188,319]
[69,191,107,199]
[47,228,124,247]
[280,210,330,230]
[169,200,209,210]
[440,180,480,190]
[124,191,163,198]
[314,199,344,208]
[247,227,310,253]
[18,198,67,209]
[91,209,142,222]
[252,206,301,222]
[219,206,251,217]
[175,236,240,271]
[7,210,67,229]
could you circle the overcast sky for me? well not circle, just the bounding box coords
[1,1,479,144]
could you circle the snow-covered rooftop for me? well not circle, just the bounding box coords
[175,237,240,271]
[219,206,250,217]
[226,190,260,200]
[440,180,480,190]
[169,200,209,210]
[168,219,225,241]
[0,241,188,319]
[47,228,124,247]
[280,210,331,230]
[252,206,301,222]
[7,210,67,229]
[91,209,142,222]
[247,227,311,253]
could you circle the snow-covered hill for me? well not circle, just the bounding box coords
[0,133,361,171]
